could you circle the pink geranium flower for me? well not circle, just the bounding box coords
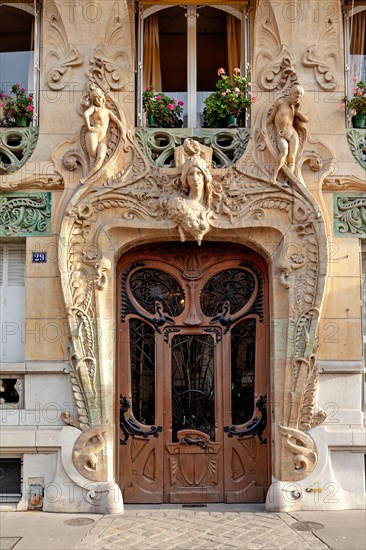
[217,68,225,76]
[156,95,162,100]
[178,100,184,106]
[167,103,174,110]
[233,68,240,75]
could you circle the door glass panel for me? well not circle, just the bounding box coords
[129,268,185,317]
[171,334,215,441]
[129,318,156,425]
[200,269,255,317]
[231,318,256,425]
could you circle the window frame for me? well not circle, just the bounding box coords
[343,4,366,127]
[0,1,40,126]
[136,3,249,128]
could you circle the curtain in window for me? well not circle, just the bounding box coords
[28,17,35,92]
[227,14,241,76]
[350,10,366,55]
[143,14,162,91]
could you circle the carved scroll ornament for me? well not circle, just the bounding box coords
[44,2,83,90]
[302,17,339,91]
[0,128,38,175]
[72,425,108,481]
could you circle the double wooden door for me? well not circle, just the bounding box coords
[117,243,269,503]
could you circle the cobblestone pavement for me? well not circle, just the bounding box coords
[75,505,329,550]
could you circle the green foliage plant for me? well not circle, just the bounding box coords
[203,68,255,128]
[143,85,184,128]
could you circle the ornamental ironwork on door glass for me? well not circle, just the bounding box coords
[129,318,156,425]
[129,268,185,317]
[231,319,256,425]
[123,259,264,440]
[200,269,255,316]
[171,334,215,441]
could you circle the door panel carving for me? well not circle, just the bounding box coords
[117,243,269,503]
[166,431,222,503]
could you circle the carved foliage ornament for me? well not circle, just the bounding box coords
[346,130,366,170]
[334,195,366,237]
[0,192,51,236]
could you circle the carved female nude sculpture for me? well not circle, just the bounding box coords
[81,85,126,182]
[267,84,308,182]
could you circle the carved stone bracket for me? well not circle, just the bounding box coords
[0,128,38,175]
[0,192,51,236]
[323,175,366,192]
[135,128,250,168]
[334,194,366,237]
[346,130,366,170]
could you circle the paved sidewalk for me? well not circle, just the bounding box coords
[0,506,365,550]
[75,505,329,550]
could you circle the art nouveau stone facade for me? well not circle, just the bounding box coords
[0,0,365,514]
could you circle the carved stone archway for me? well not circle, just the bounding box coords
[57,119,330,512]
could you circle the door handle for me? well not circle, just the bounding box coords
[181,435,207,449]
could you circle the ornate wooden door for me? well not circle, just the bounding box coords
[117,243,269,503]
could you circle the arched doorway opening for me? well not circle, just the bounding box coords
[117,241,270,503]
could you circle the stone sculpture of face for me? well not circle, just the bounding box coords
[186,166,205,201]
[289,86,303,106]
[92,89,105,107]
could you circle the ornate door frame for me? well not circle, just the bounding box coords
[57,75,330,510]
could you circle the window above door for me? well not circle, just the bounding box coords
[137,3,249,128]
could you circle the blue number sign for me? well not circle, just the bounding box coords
[32,252,47,263]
